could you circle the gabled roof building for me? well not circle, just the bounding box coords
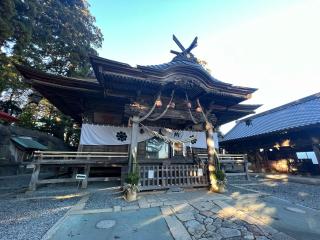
[15,35,260,189]
[221,93,320,174]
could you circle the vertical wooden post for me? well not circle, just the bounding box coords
[129,116,139,173]
[81,154,90,189]
[81,164,90,189]
[312,144,320,171]
[255,150,263,172]
[205,121,218,191]
[121,166,128,185]
[29,152,42,191]
[72,167,78,179]
[244,154,250,180]
[74,144,83,181]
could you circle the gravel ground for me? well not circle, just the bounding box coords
[231,177,320,210]
[83,180,140,209]
[225,184,255,195]
[0,196,80,240]
[223,176,258,195]
[84,187,137,209]
[19,184,85,198]
[0,173,54,195]
[0,180,84,240]
[0,175,30,195]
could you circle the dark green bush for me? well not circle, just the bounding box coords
[126,172,140,185]
[215,169,226,182]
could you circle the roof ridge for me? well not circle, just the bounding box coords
[239,92,320,122]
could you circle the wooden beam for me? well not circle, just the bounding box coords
[125,104,208,123]
[37,177,121,185]
[32,159,128,165]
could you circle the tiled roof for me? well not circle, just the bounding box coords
[11,137,48,150]
[141,60,203,70]
[138,60,225,84]
[222,92,320,142]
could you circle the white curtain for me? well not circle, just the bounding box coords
[80,123,219,149]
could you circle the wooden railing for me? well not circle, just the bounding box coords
[28,151,128,191]
[139,164,209,190]
[33,151,128,164]
[28,151,248,191]
[197,153,250,179]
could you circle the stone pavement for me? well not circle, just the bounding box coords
[47,207,173,240]
[42,188,296,240]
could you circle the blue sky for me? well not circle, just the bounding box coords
[89,0,320,133]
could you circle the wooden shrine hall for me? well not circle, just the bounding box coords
[16,35,260,190]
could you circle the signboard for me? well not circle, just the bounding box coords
[148,170,154,179]
[26,164,35,169]
[197,168,203,176]
[76,174,87,180]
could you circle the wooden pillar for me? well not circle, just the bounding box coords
[73,144,82,181]
[129,116,139,173]
[255,150,264,172]
[244,154,250,180]
[29,152,42,191]
[72,167,78,179]
[205,121,218,191]
[121,166,129,185]
[29,164,40,191]
[81,164,90,189]
[312,144,320,171]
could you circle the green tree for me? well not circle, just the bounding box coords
[18,99,81,147]
[0,0,103,146]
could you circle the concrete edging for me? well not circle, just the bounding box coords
[41,194,90,240]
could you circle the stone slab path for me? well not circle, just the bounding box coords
[47,207,173,240]
[42,188,296,240]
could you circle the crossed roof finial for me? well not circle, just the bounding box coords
[170,34,198,62]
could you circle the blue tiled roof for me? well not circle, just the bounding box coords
[222,93,320,142]
[11,137,48,150]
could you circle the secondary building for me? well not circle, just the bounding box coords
[221,93,320,175]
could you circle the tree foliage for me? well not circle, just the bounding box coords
[18,99,81,147]
[0,0,103,147]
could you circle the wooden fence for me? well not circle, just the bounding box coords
[139,164,209,190]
